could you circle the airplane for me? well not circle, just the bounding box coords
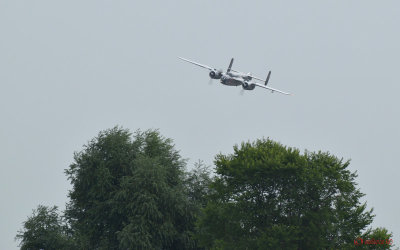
[178,57,292,95]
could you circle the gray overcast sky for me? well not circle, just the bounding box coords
[1,1,399,248]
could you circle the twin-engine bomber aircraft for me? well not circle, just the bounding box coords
[178,57,292,95]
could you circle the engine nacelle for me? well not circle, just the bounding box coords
[243,73,252,81]
[209,70,222,79]
[242,82,255,90]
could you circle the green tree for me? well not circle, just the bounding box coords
[196,138,379,249]
[15,205,74,250]
[185,160,213,209]
[354,227,394,249]
[64,127,199,249]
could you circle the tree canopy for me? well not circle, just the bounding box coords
[15,205,73,250]
[196,138,378,249]
[64,127,200,249]
[16,128,393,249]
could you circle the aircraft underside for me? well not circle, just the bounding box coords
[221,77,255,90]
[220,77,242,87]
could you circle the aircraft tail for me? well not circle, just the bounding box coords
[227,58,234,73]
[265,71,271,86]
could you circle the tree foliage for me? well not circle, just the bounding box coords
[196,138,376,249]
[15,205,73,250]
[185,160,213,210]
[16,129,393,249]
[356,227,394,249]
[64,127,199,249]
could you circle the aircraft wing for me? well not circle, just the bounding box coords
[230,69,265,82]
[178,57,214,71]
[253,82,292,95]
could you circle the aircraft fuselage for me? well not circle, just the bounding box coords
[220,75,243,87]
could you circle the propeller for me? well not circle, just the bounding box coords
[208,78,213,85]
[240,88,244,96]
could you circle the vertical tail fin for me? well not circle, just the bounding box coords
[227,58,234,73]
[265,71,271,86]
